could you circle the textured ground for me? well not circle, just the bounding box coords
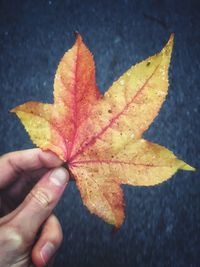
[0,0,200,266]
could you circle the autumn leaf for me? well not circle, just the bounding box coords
[11,33,194,227]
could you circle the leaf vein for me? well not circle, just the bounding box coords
[70,64,160,161]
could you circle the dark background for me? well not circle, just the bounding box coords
[0,0,199,266]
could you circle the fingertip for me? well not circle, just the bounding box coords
[49,167,69,187]
[32,215,63,267]
[38,149,64,168]
[32,241,56,267]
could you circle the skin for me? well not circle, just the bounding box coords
[0,148,69,267]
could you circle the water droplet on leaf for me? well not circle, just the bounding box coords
[119,80,125,86]
[131,133,135,139]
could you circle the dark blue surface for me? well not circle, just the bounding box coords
[0,0,200,266]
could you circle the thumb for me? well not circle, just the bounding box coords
[10,167,69,242]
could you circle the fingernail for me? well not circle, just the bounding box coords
[40,242,55,264]
[49,167,68,186]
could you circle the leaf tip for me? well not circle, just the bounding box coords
[161,33,174,58]
[74,31,82,43]
[112,225,121,233]
[10,106,18,113]
[181,163,196,172]
[169,33,174,44]
[167,33,174,47]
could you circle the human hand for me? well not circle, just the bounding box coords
[0,148,69,267]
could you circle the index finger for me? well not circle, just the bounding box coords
[0,148,63,188]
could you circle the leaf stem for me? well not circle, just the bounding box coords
[64,162,75,181]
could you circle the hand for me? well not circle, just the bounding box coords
[0,148,69,267]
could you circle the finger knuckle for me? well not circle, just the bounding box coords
[29,187,53,207]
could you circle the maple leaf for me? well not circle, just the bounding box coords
[11,33,194,227]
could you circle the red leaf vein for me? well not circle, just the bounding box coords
[70,64,160,162]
